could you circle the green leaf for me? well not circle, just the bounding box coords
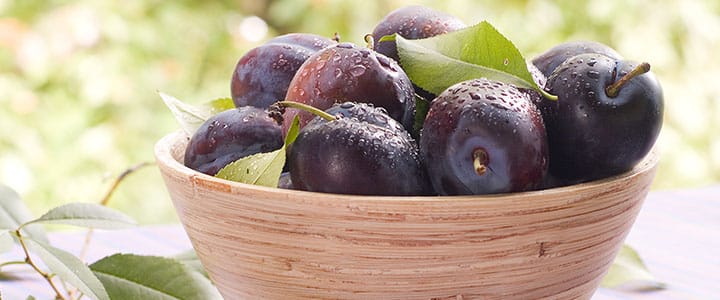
[202,97,235,115]
[0,184,48,243]
[159,93,235,136]
[159,92,211,135]
[90,254,222,300]
[215,116,300,187]
[215,150,284,187]
[174,249,208,278]
[283,115,301,146]
[26,296,37,300]
[601,244,666,290]
[396,21,554,99]
[23,203,136,230]
[22,236,110,300]
[412,94,431,138]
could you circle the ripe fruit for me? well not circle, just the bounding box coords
[288,102,433,196]
[231,33,335,109]
[371,5,466,100]
[282,42,416,134]
[372,5,465,63]
[542,53,663,181]
[532,41,623,78]
[184,107,283,175]
[420,78,549,195]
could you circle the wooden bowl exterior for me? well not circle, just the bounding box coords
[155,131,658,300]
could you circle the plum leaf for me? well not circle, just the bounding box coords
[396,21,555,100]
[216,116,300,187]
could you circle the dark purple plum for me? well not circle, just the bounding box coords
[308,101,406,133]
[282,42,415,135]
[542,53,663,181]
[420,78,549,195]
[532,41,623,78]
[184,107,283,175]
[371,5,465,100]
[372,5,466,63]
[288,103,433,196]
[231,33,335,108]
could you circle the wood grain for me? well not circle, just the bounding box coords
[155,131,658,300]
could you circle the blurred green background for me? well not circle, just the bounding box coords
[1,0,719,224]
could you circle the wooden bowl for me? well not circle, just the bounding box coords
[155,130,658,300]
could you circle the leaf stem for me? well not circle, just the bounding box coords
[0,260,27,268]
[364,34,374,49]
[78,162,153,261]
[15,230,68,300]
[276,101,337,121]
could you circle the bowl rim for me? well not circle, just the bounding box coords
[155,130,659,203]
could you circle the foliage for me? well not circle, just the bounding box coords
[0,183,220,299]
[0,0,718,223]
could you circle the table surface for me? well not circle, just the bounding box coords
[1,186,718,300]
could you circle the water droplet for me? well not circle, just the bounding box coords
[587,70,600,79]
[503,58,509,65]
[348,65,366,76]
[469,92,481,100]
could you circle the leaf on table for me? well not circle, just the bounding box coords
[396,21,551,98]
[215,116,300,187]
[26,296,37,300]
[23,203,136,230]
[90,253,222,300]
[0,184,48,243]
[22,236,110,300]
[174,249,208,278]
[601,244,667,290]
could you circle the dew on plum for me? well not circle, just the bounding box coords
[184,107,283,175]
[282,43,415,135]
[231,33,335,109]
[420,78,548,195]
[288,102,433,196]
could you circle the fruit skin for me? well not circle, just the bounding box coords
[532,40,623,78]
[231,33,335,109]
[184,107,283,175]
[372,5,466,63]
[420,78,549,195]
[371,5,465,100]
[316,101,406,133]
[542,53,663,181]
[288,102,433,196]
[282,42,415,134]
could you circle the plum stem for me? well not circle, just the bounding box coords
[540,89,558,101]
[473,148,488,176]
[364,34,375,49]
[332,32,341,43]
[276,101,337,121]
[605,62,651,98]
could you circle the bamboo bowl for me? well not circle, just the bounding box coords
[155,130,658,300]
